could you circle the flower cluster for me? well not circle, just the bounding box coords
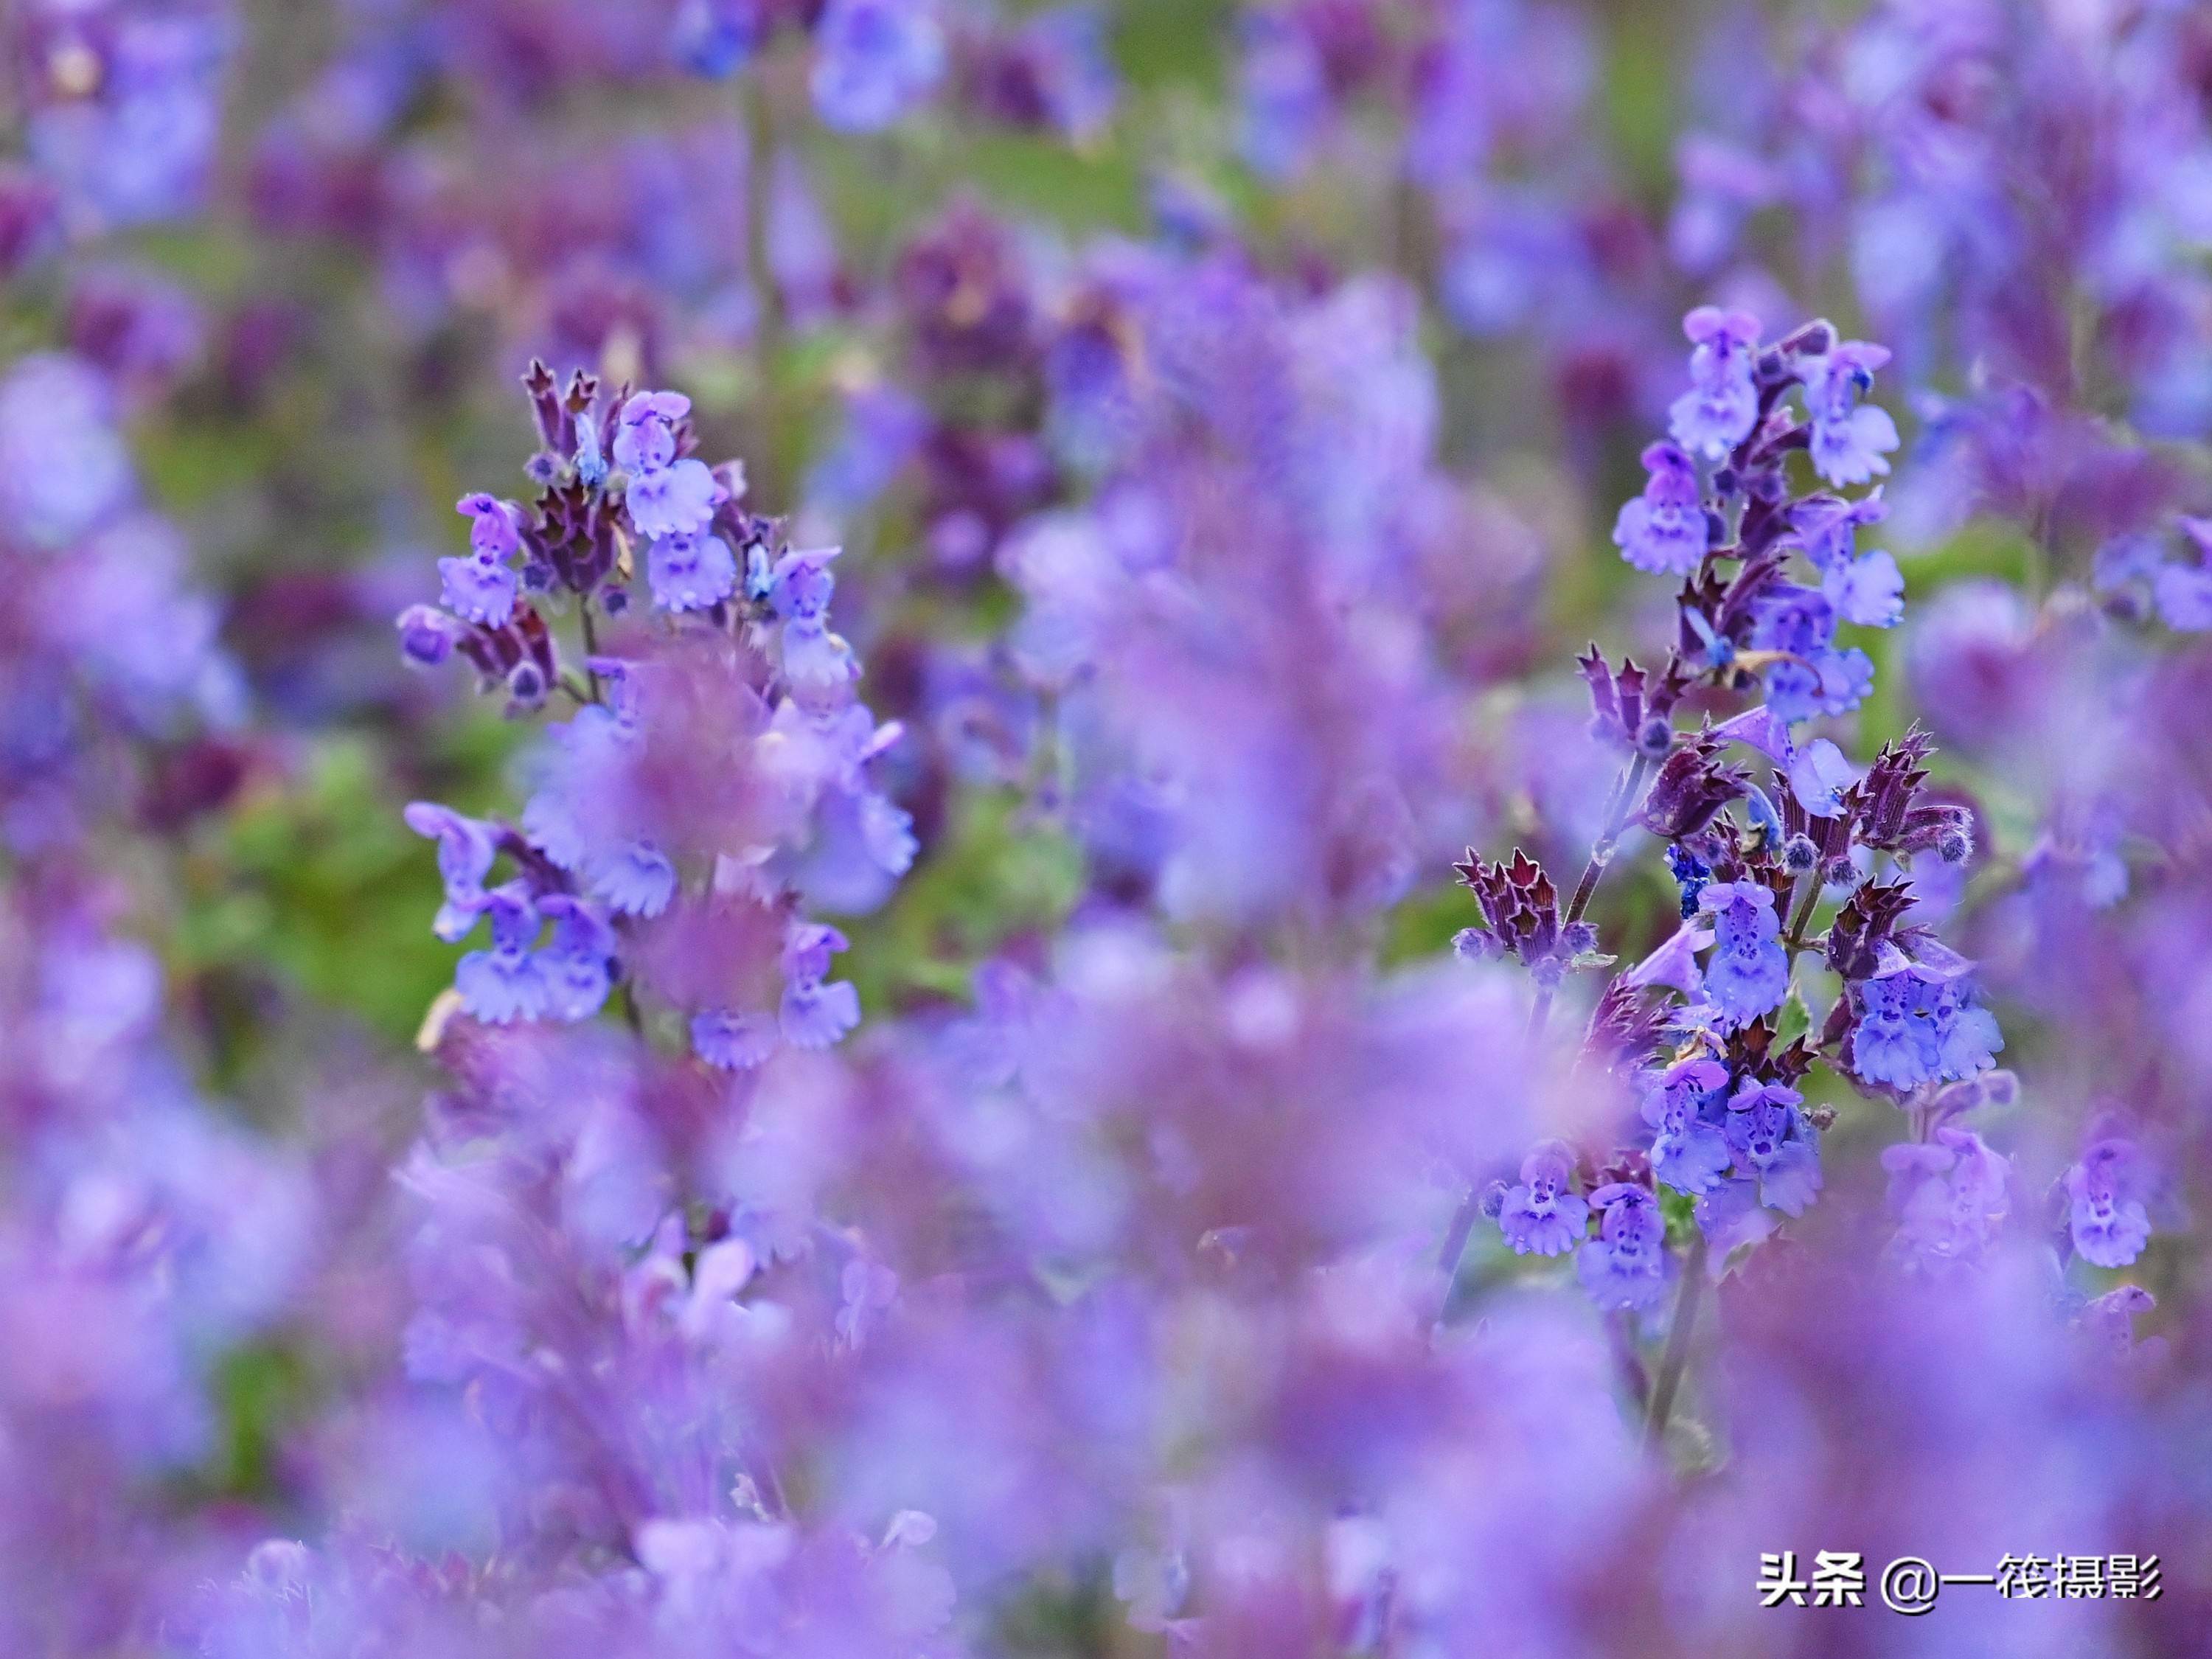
[400,367,912,1065]
[1473,311,2017,1319]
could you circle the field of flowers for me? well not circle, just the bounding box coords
[4,0,2211,1652]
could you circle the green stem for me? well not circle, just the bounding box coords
[1644,1230,1708,1452]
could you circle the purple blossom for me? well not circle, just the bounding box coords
[396,604,461,667]
[1822,548,1904,628]
[1642,1057,1732,1195]
[0,353,134,550]
[1790,491,1887,573]
[1786,738,1856,818]
[2065,1139,2154,1269]
[1848,965,2004,1093]
[613,391,688,473]
[810,0,947,133]
[1237,10,1331,179]
[2153,528,2212,630]
[1799,344,1900,486]
[1695,1175,1779,1261]
[1667,306,1761,457]
[691,1007,779,1070]
[586,841,677,919]
[453,885,549,1023]
[646,531,739,613]
[625,456,722,540]
[1576,1183,1674,1311]
[1612,442,1708,576]
[1495,1140,1591,1256]
[534,894,616,1023]
[1625,920,1714,997]
[456,493,523,560]
[1882,1127,2010,1273]
[436,550,518,627]
[781,972,861,1050]
[1697,880,1787,1028]
[1722,1077,1822,1217]
[1753,585,1873,723]
[402,802,500,942]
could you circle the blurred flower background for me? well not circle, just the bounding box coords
[4,0,2211,1653]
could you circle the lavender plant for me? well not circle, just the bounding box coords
[1455,308,2031,1430]
[399,366,912,1065]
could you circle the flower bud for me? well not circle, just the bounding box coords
[1783,833,1819,874]
[508,659,547,711]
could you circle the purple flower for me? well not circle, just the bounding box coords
[1787,738,1857,818]
[1695,1175,1779,1262]
[1576,1183,1674,1311]
[534,894,616,1023]
[625,456,722,541]
[810,0,947,133]
[1722,1077,1822,1217]
[397,604,461,668]
[782,975,862,1049]
[403,802,500,942]
[1822,549,1904,627]
[437,551,518,627]
[1799,344,1899,486]
[0,353,134,549]
[454,885,549,1023]
[456,493,524,561]
[647,532,739,613]
[770,546,841,620]
[1237,10,1330,179]
[1753,585,1872,723]
[779,920,861,1049]
[1495,1140,1591,1256]
[612,391,689,474]
[1848,965,2003,1093]
[1667,306,1761,457]
[2066,1139,2154,1269]
[2154,537,2212,630]
[1612,442,1708,576]
[692,1007,780,1070]
[1641,1057,1732,1195]
[673,0,762,77]
[1883,1126,2010,1273]
[1790,491,1887,573]
[779,614,860,697]
[1625,919,1715,997]
[586,841,677,919]
[1697,880,1787,1028]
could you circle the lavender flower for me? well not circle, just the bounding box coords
[1798,344,1900,486]
[810,0,947,133]
[1612,442,1708,576]
[1642,1057,1732,1195]
[453,883,549,1023]
[1496,1140,1591,1256]
[2065,1139,2154,1269]
[646,530,739,613]
[1697,880,1787,1028]
[1722,1077,1823,1217]
[1667,306,1761,456]
[1882,1127,2010,1273]
[1576,1183,1674,1311]
[402,802,499,942]
[1848,964,2004,1093]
